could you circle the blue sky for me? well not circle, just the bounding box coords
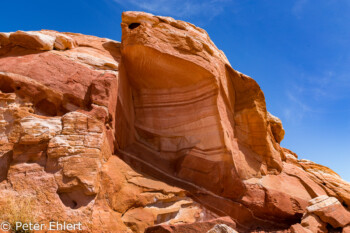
[1,0,349,181]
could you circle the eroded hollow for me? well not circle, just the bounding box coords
[326,224,342,233]
[117,43,302,229]
[128,23,141,30]
[0,151,12,182]
[34,99,57,116]
[0,85,15,93]
[119,45,236,194]
[0,75,16,93]
[58,187,96,209]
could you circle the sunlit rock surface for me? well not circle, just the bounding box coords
[0,11,349,233]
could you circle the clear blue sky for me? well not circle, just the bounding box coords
[1,0,349,181]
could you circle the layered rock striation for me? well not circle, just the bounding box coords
[0,29,212,233]
[0,11,349,233]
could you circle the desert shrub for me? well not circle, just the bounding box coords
[0,195,37,233]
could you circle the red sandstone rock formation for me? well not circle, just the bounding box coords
[0,11,349,233]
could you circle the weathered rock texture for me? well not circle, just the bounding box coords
[0,11,349,233]
[0,29,213,233]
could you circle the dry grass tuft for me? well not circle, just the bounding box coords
[0,195,38,233]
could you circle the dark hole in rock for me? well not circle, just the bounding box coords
[0,85,15,93]
[35,99,57,116]
[0,151,12,182]
[129,23,141,30]
[72,200,78,207]
[58,188,95,209]
[326,223,342,233]
[16,86,21,90]
[294,213,303,222]
[83,84,93,111]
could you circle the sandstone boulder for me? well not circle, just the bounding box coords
[343,226,350,233]
[206,224,237,233]
[299,159,350,207]
[9,31,56,50]
[117,11,348,231]
[307,196,350,228]
[145,217,237,233]
[290,224,313,233]
[0,32,10,47]
[301,213,328,233]
[267,112,285,143]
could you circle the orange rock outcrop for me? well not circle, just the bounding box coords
[0,11,349,233]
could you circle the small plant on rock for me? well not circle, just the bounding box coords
[0,194,38,233]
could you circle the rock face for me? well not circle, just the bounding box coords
[0,11,349,233]
[0,29,212,233]
[206,224,238,233]
[289,195,350,232]
[145,217,237,233]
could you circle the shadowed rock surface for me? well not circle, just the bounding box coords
[0,11,349,233]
